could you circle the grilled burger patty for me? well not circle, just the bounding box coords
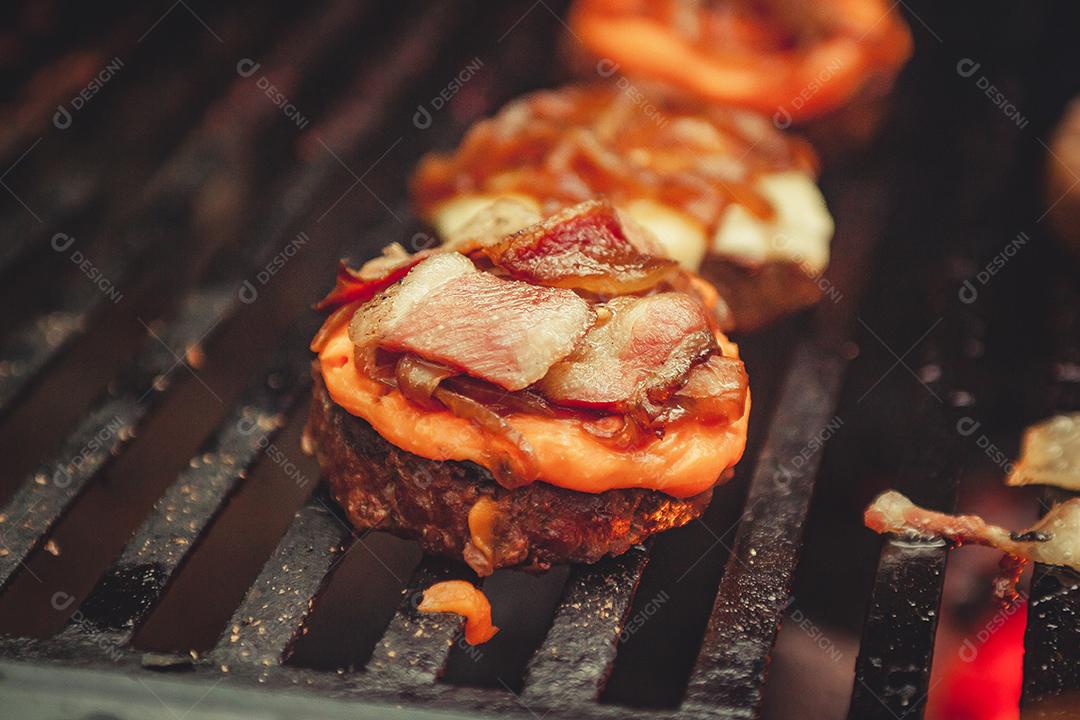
[305,369,713,573]
[699,257,825,332]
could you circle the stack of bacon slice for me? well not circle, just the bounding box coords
[316,200,748,468]
[480,200,679,294]
[349,252,595,391]
[540,293,714,414]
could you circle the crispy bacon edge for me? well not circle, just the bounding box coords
[310,254,430,353]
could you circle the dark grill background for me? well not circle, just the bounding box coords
[0,2,1078,719]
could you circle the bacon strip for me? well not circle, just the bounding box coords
[483,200,678,294]
[865,490,1080,579]
[315,246,429,311]
[539,293,717,420]
[349,252,595,391]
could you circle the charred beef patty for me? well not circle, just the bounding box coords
[699,257,824,332]
[305,369,713,573]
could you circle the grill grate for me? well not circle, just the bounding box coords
[1,2,1078,720]
[1022,275,1080,702]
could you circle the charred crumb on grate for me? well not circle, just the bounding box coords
[1011,530,1052,543]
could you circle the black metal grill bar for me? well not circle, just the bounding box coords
[679,156,888,717]
[0,0,451,593]
[359,560,471,687]
[843,4,1020,706]
[1022,272,1080,703]
[0,179,95,281]
[0,3,283,281]
[851,540,948,718]
[682,343,846,718]
[0,282,236,590]
[847,411,963,720]
[0,1,133,100]
[520,546,649,704]
[0,0,371,421]
[0,220,156,418]
[1024,547,1080,702]
[843,278,971,714]
[66,321,317,643]
[845,280,977,720]
[210,500,352,671]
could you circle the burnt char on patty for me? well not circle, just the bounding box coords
[305,367,713,573]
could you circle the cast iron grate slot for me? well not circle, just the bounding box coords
[0,1,152,169]
[0,0,373,421]
[520,546,650,704]
[71,321,317,641]
[0,0,453,594]
[0,1,302,285]
[210,498,353,674]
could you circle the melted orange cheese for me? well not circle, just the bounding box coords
[467,497,498,565]
[319,324,749,498]
[419,580,499,645]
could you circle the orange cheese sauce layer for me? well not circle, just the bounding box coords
[319,324,749,498]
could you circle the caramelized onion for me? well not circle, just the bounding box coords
[395,355,457,409]
[443,376,555,417]
[356,346,395,386]
[432,386,538,488]
[672,356,749,424]
[413,85,818,239]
